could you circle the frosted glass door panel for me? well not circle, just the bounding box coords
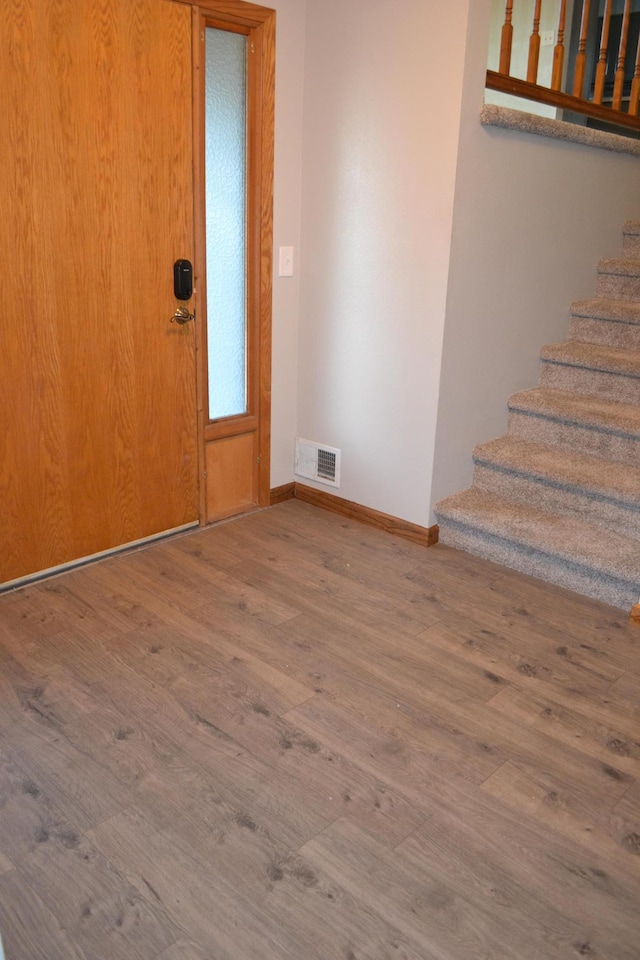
[205,28,247,420]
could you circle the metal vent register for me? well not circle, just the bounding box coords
[294,438,341,487]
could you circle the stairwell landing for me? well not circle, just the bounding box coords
[434,221,640,612]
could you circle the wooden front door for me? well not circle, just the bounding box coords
[0,0,198,584]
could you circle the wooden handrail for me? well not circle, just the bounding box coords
[487,0,640,138]
[486,70,640,133]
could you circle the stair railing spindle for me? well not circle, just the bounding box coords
[500,0,514,75]
[572,0,592,98]
[594,0,614,103]
[613,0,632,110]
[527,0,543,83]
[551,0,567,90]
[629,33,640,115]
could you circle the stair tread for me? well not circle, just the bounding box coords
[571,298,640,324]
[598,257,640,274]
[623,220,640,234]
[509,387,640,436]
[435,488,640,581]
[473,436,640,505]
[540,340,640,377]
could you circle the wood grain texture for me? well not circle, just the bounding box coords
[295,483,439,547]
[0,0,198,583]
[0,499,638,959]
[205,433,257,521]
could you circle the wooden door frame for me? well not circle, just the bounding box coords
[187,0,275,523]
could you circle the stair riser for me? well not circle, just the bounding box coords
[437,518,638,610]
[622,233,640,257]
[597,273,640,301]
[508,409,640,467]
[473,463,640,542]
[539,361,640,405]
[569,317,640,351]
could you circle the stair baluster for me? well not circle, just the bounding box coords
[527,0,542,84]
[594,0,614,104]
[630,34,640,116]
[487,0,640,135]
[613,0,633,111]
[551,0,567,91]
[572,0,591,98]
[500,0,514,75]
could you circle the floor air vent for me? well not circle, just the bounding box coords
[294,438,341,487]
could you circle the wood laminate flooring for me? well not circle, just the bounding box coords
[0,500,638,959]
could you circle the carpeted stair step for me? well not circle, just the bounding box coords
[596,258,640,301]
[434,487,640,610]
[473,436,640,541]
[569,298,640,350]
[508,387,640,466]
[539,341,640,403]
[622,220,640,257]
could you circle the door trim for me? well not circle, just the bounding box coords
[191,1,275,523]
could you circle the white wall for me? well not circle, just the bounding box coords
[430,0,640,514]
[296,0,470,526]
[270,0,306,487]
[272,0,640,526]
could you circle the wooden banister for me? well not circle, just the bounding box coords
[489,0,640,138]
[594,0,613,104]
[572,0,591,98]
[486,70,640,133]
[500,0,514,75]
[527,1,542,84]
[613,0,633,110]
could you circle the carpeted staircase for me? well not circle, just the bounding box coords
[434,221,640,611]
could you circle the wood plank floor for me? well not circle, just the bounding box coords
[0,500,639,960]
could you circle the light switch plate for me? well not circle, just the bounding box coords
[279,246,294,277]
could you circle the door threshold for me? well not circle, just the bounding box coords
[0,523,199,595]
